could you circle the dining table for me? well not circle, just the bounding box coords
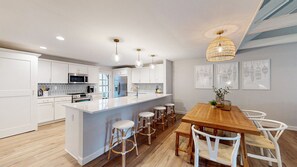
[182,103,260,167]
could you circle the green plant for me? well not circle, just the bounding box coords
[209,100,217,106]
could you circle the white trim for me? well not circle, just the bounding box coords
[0,47,41,57]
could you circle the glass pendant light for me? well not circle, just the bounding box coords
[135,49,143,68]
[113,39,120,62]
[206,30,236,62]
[150,55,155,69]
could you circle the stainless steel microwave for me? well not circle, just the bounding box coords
[68,73,88,83]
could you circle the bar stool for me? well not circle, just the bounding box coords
[108,120,139,167]
[154,106,168,131]
[137,112,156,145]
[165,103,176,124]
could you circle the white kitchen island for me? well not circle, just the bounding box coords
[63,94,172,165]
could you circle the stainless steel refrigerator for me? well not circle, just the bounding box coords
[114,76,127,97]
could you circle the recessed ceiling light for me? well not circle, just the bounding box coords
[40,46,47,50]
[56,36,65,41]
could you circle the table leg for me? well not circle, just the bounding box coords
[240,133,249,167]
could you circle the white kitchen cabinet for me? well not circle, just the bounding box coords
[0,48,39,138]
[38,98,54,124]
[54,97,72,120]
[155,64,164,83]
[140,67,150,83]
[38,60,52,83]
[132,68,140,83]
[69,64,88,74]
[88,66,99,83]
[51,62,69,83]
[113,68,129,76]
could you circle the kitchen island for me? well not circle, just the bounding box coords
[63,94,172,165]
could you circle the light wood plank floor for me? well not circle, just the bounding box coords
[0,116,296,167]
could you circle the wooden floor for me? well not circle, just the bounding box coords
[0,115,297,167]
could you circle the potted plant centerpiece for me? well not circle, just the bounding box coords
[209,100,217,108]
[213,86,230,108]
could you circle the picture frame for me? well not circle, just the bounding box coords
[194,64,214,89]
[215,62,239,89]
[241,59,270,90]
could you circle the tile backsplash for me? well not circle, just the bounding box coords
[134,83,163,93]
[38,83,98,96]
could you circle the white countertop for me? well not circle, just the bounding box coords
[38,92,102,99]
[64,94,172,114]
[38,95,72,99]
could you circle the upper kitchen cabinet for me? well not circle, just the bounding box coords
[132,64,164,83]
[152,64,164,83]
[38,60,52,83]
[88,66,99,83]
[69,64,88,74]
[51,62,68,83]
[131,68,140,83]
[140,67,150,83]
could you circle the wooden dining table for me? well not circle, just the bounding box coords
[182,103,260,167]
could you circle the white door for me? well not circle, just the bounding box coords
[0,49,39,138]
[69,64,88,74]
[38,103,54,123]
[51,62,68,83]
[38,60,51,83]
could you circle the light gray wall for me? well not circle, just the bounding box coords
[173,43,297,129]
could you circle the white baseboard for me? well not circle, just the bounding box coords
[175,110,186,114]
[261,122,297,131]
[78,133,133,166]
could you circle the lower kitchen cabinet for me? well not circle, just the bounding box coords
[38,99,54,123]
[38,96,71,124]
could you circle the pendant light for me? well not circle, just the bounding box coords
[206,30,236,62]
[135,49,143,68]
[113,39,120,62]
[150,55,155,69]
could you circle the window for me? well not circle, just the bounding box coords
[99,73,110,99]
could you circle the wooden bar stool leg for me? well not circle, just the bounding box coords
[121,129,126,167]
[161,112,165,131]
[133,127,139,155]
[148,117,151,144]
[108,128,115,160]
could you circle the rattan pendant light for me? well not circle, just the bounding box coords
[206,30,236,62]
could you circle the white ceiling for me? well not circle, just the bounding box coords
[0,0,262,66]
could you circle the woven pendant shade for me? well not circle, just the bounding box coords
[206,35,236,62]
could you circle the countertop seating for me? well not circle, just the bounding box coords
[154,106,168,131]
[192,125,241,167]
[108,120,139,167]
[245,118,288,167]
[182,103,260,167]
[137,111,156,145]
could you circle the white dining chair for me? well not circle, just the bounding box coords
[245,119,288,167]
[191,125,241,167]
[242,109,267,119]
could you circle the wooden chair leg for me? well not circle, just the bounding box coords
[175,133,180,156]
